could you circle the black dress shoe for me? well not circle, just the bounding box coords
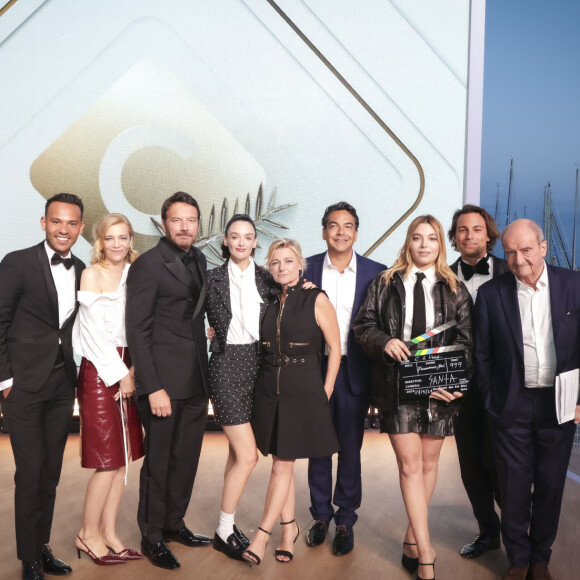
[213,532,245,560]
[306,520,328,547]
[41,545,72,576]
[163,526,212,547]
[460,532,501,558]
[332,524,354,556]
[22,561,44,580]
[141,538,180,570]
[233,524,250,548]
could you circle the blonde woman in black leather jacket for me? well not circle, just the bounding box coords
[353,215,473,580]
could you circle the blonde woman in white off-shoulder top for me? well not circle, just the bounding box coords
[72,214,144,565]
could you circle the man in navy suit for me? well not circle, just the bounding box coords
[448,205,508,559]
[304,202,386,555]
[475,219,580,580]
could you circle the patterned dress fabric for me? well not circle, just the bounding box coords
[208,344,260,425]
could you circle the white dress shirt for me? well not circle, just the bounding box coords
[402,265,437,342]
[456,254,494,302]
[72,264,130,387]
[517,263,557,388]
[321,251,356,356]
[44,241,76,328]
[226,258,262,345]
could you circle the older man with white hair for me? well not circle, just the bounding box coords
[474,218,580,580]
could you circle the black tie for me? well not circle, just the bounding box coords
[411,272,427,339]
[51,253,74,270]
[460,256,489,281]
[181,247,196,267]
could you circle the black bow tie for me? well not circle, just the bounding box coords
[460,256,489,281]
[51,253,74,270]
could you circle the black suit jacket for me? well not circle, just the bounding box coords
[475,264,580,426]
[126,238,209,399]
[206,260,273,353]
[0,242,84,392]
[450,253,509,414]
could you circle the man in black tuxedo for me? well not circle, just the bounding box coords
[0,194,85,580]
[126,191,211,570]
[448,205,508,559]
[475,219,580,580]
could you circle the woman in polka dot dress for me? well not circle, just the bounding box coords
[205,214,275,561]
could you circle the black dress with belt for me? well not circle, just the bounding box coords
[252,285,339,460]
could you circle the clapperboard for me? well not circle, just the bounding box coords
[398,320,469,401]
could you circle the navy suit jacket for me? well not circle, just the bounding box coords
[474,264,580,426]
[304,251,386,396]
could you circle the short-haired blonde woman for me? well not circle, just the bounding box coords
[242,239,341,566]
[72,214,143,565]
[353,215,473,580]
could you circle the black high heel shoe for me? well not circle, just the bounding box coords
[416,560,435,580]
[402,541,419,573]
[275,519,300,563]
[241,527,271,567]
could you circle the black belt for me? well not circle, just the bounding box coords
[265,353,320,367]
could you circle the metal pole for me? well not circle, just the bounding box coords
[573,168,579,270]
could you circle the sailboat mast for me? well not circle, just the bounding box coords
[505,158,514,226]
[573,168,579,270]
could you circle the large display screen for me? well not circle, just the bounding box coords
[0,0,483,267]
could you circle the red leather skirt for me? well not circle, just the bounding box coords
[77,348,144,469]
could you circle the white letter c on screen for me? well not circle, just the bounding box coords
[99,125,196,234]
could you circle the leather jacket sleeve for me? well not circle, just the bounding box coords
[353,273,392,361]
[453,282,474,379]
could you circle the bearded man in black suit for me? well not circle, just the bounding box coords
[126,191,212,570]
[0,193,85,580]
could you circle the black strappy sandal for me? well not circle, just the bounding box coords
[275,519,299,563]
[416,560,435,580]
[402,541,419,572]
[241,527,271,567]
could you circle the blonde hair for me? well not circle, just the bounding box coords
[265,238,307,272]
[91,213,138,267]
[383,214,459,293]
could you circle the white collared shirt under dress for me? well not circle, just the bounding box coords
[226,257,262,345]
[456,254,494,302]
[0,242,77,391]
[402,265,436,342]
[321,251,356,356]
[72,264,130,386]
[516,263,557,388]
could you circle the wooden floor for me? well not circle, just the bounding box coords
[0,430,579,580]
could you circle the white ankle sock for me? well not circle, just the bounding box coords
[217,511,235,542]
